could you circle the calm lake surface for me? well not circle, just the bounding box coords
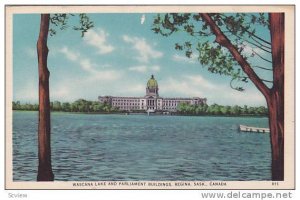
[13,111,271,181]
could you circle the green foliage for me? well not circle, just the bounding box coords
[49,14,70,36]
[12,101,39,111]
[196,41,237,77]
[176,102,268,116]
[49,13,94,37]
[12,100,267,116]
[73,14,94,37]
[152,13,272,91]
[12,99,119,113]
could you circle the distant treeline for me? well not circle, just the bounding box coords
[177,103,268,116]
[12,99,268,116]
[13,99,118,113]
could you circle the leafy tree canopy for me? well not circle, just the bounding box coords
[152,13,272,91]
[49,13,94,37]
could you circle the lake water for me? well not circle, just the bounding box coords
[13,111,271,181]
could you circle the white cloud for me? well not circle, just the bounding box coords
[79,58,93,71]
[122,35,163,63]
[84,28,114,54]
[184,75,217,90]
[50,76,146,102]
[129,65,147,73]
[128,65,160,73]
[59,46,121,82]
[160,74,266,106]
[162,77,203,97]
[59,46,79,61]
[86,70,122,82]
[172,54,197,64]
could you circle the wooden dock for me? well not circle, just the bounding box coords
[239,125,270,133]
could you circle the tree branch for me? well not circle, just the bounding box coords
[252,49,272,63]
[242,26,271,45]
[250,35,272,49]
[200,13,271,98]
[229,31,272,54]
[218,13,271,45]
[234,33,271,53]
[261,79,273,83]
[245,39,272,54]
[252,65,273,71]
[219,17,272,53]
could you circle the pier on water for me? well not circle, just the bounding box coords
[239,125,270,133]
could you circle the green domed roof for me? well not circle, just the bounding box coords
[147,75,158,88]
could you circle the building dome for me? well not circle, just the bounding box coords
[147,75,158,88]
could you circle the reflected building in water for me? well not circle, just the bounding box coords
[98,75,207,112]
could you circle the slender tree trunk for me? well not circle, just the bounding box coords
[37,14,54,181]
[267,13,284,181]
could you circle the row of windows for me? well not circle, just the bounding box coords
[111,103,194,107]
[112,103,140,106]
[108,99,199,104]
[164,103,176,106]
[162,100,192,104]
[104,99,202,106]
[163,102,191,106]
[118,107,140,110]
[117,107,177,110]
[163,107,177,110]
[113,102,168,106]
[113,106,180,110]
[112,99,140,102]
[112,103,183,108]
[116,105,140,108]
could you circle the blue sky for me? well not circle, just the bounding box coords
[13,13,272,106]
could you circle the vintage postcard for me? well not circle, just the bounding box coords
[5,5,295,189]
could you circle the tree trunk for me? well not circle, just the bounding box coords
[267,13,285,181]
[201,13,285,180]
[37,14,54,181]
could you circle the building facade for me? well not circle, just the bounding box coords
[98,75,207,112]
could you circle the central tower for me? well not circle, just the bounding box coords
[146,75,159,97]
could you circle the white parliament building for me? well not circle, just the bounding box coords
[98,75,207,112]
